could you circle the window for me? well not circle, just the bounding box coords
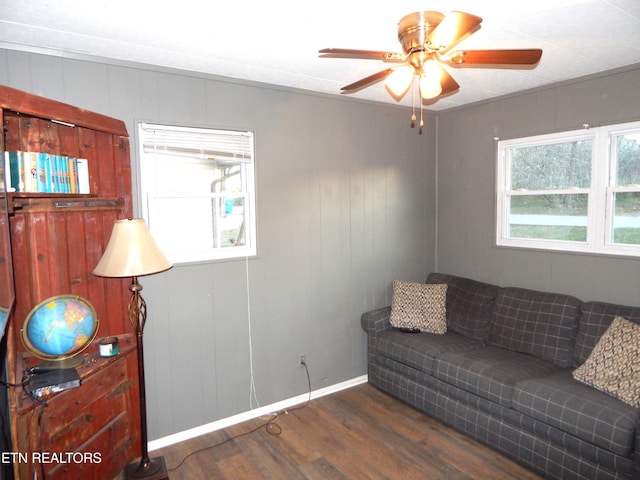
[139,123,256,263]
[496,121,640,256]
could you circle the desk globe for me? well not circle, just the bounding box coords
[21,295,99,368]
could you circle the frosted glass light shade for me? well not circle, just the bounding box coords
[385,65,415,97]
[93,218,172,278]
[419,60,444,99]
[419,75,443,99]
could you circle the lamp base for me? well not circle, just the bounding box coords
[124,456,169,480]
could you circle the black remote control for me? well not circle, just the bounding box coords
[399,327,421,333]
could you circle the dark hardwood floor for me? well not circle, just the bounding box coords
[129,383,544,480]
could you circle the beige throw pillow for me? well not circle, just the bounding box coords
[573,316,640,407]
[390,280,447,334]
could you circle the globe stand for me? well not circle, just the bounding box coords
[37,356,85,370]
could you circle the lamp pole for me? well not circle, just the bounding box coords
[125,277,168,479]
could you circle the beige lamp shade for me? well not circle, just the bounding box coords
[93,218,172,278]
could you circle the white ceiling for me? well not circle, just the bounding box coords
[1,0,639,111]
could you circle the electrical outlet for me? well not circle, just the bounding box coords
[297,354,306,367]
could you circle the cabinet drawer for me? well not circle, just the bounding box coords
[46,411,134,480]
[43,362,133,451]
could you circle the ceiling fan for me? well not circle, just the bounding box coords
[319,10,542,131]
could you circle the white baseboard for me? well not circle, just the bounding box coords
[148,374,368,452]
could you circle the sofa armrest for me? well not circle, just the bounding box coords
[361,306,393,369]
[361,306,393,337]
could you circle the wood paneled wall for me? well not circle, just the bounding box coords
[0,49,437,443]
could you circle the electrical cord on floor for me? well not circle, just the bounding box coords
[168,360,312,473]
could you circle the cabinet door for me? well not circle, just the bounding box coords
[10,207,131,352]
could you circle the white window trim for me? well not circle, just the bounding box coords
[138,122,257,264]
[496,121,640,257]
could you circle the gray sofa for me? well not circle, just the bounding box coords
[361,273,640,480]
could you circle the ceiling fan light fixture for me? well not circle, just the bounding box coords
[419,74,442,99]
[385,65,414,97]
[423,59,443,79]
[419,59,444,99]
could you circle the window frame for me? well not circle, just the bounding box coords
[496,121,640,257]
[137,122,257,264]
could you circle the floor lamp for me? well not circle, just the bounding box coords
[94,218,172,480]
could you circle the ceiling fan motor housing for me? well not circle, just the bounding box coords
[397,11,444,55]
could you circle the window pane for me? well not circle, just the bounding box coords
[612,192,640,245]
[614,133,640,186]
[155,156,222,193]
[219,196,246,247]
[510,140,592,190]
[152,196,247,252]
[139,122,256,263]
[508,194,588,241]
[152,197,215,253]
[154,156,243,195]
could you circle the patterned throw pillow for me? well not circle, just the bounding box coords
[572,316,640,407]
[390,280,447,334]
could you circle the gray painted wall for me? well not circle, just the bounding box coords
[5,47,639,444]
[0,49,436,440]
[436,66,640,306]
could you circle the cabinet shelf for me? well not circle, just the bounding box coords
[9,193,125,213]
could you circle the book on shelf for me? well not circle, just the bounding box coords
[3,151,90,194]
[76,158,90,194]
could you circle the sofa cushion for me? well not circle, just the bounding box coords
[377,331,483,375]
[426,273,498,341]
[433,346,562,407]
[574,301,640,364]
[390,280,447,333]
[513,371,639,457]
[572,316,640,407]
[489,287,580,368]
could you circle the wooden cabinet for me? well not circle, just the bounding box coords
[16,336,140,480]
[0,85,141,479]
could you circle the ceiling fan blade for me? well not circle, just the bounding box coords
[319,48,405,62]
[429,11,482,53]
[444,49,543,65]
[341,68,395,93]
[438,68,460,96]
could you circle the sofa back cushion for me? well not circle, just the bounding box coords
[575,301,640,364]
[426,273,498,341]
[489,287,580,368]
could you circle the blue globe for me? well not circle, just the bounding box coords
[22,295,98,360]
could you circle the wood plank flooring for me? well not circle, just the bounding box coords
[135,384,544,479]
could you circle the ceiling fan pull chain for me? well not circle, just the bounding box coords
[411,79,417,128]
[419,105,424,135]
